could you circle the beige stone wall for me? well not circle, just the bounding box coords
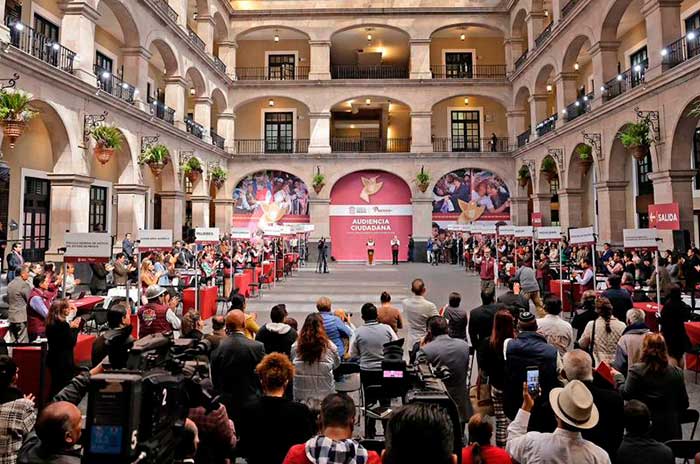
[429,37,505,67]
[616,21,647,69]
[95,27,124,69]
[19,0,63,24]
[236,39,311,68]
[431,96,508,138]
[235,97,311,139]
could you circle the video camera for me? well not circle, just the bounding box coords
[81,333,217,464]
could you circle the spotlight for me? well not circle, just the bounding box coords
[122,83,129,89]
[546,84,553,92]
[633,64,641,72]
[463,97,469,105]
[367,33,372,42]
[190,87,196,95]
[14,22,24,31]
[600,85,606,92]
[365,98,371,105]
[274,29,280,42]
[616,74,623,81]
[51,43,60,50]
[575,101,580,107]
[574,62,579,70]
[460,33,466,41]
[268,99,274,106]
[583,95,588,102]
[562,108,567,114]
[688,31,696,40]
[660,48,668,56]
[102,71,111,79]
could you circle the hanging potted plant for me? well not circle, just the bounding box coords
[312,171,326,194]
[618,119,651,161]
[576,144,593,170]
[90,125,123,165]
[183,156,203,183]
[541,157,558,183]
[210,165,227,190]
[0,89,37,149]
[517,165,531,187]
[415,167,431,193]
[138,144,170,178]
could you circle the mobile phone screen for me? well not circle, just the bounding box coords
[526,368,540,396]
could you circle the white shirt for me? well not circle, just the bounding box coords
[402,295,439,348]
[506,409,611,464]
[537,314,574,356]
[576,268,594,286]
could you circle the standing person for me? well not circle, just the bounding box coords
[256,304,298,357]
[6,243,24,283]
[378,291,403,335]
[407,234,415,262]
[89,262,109,296]
[440,291,468,340]
[616,400,674,464]
[27,274,53,341]
[7,264,31,342]
[366,237,376,266]
[685,247,700,309]
[402,278,438,349]
[479,247,496,294]
[489,132,499,152]
[315,296,353,356]
[211,310,266,426]
[574,258,595,290]
[316,237,328,274]
[121,233,134,260]
[602,274,633,322]
[613,308,650,376]
[536,296,574,356]
[0,221,6,275]
[468,288,506,353]
[659,284,692,367]
[514,260,544,317]
[46,299,81,396]
[111,252,132,287]
[578,296,626,366]
[137,285,181,338]
[390,235,400,265]
[60,264,80,298]
[462,413,512,464]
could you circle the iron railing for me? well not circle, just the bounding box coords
[330,137,411,153]
[432,137,510,152]
[535,23,554,49]
[517,130,531,147]
[662,30,700,69]
[94,65,136,103]
[602,61,647,102]
[562,92,594,122]
[148,96,175,125]
[235,139,310,154]
[430,64,507,79]
[6,17,76,73]
[210,130,225,149]
[212,55,226,74]
[331,65,409,79]
[153,0,178,22]
[561,0,580,18]
[535,114,558,137]
[187,28,206,51]
[233,66,310,81]
[184,118,204,139]
[514,50,528,71]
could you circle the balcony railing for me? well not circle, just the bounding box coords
[153,0,178,22]
[212,55,227,74]
[187,28,206,51]
[561,0,580,18]
[517,130,531,148]
[330,137,411,153]
[430,64,507,79]
[233,67,310,81]
[6,17,76,73]
[662,30,700,69]
[148,96,175,125]
[94,65,136,104]
[184,118,204,139]
[562,92,594,122]
[210,130,225,149]
[235,139,309,154]
[331,65,409,79]
[535,23,554,49]
[514,50,528,71]
[432,137,511,153]
[535,114,558,137]
[602,61,647,102]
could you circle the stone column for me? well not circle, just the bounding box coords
[650,169,695,248]
[214,198,234,231]
[59,2,98,84]
[531,193,552,226]
[555,72,578,117]
[190,195,210,228]
[0,0,9,42]
[409,39,432,79]
[557,188,584,230]
[165,77,188,130]
[193,97,212,142]
[45,174,93,259]
[114,184,148,237]
[550,0,562,24]
[196,15,215,54]
[308,112,332,154]
[169,0,187,29]
[217,112,236,152]
[529,94,549,135]
[642,0,682,79]
[589,41,619,109]
[504,38,525,73]
[159,191,185,240]
[121,46,151,111]
[410,112,433,153]
[507,109,528,141]
[308,198,330,262]
[412,197,433,262]
[309,40,331,80]
[595,181,628,245]
[218,40,237,79]
[510,196,531,226]
[525,11,547,51]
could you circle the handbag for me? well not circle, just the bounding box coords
[469,376,494,416]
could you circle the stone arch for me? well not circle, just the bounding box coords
[211,88,228,112]
[233,95,310,112]
[185,66,207,97]
[511,8,529,38]
[600,0,636,43]
[668,95,700,171]
[607,122,635,182]
[95,0,141,49]
[230,166,310,191]
[533,62,558,92]
[514,85,532,108]
[329,23,411,39]
[566,143,594,190]
[213,11,229,42]
[561,34,594,72]
[235,25,311,41]
[429,22,507,38]
[537,154,560,194]
[25,100,77,173]
[147,36,180,76]
[328,95,412,113]
[432,90,511,112]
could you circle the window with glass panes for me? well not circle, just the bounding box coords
[450,110,480,152]
[268,54,295,80]
[33,14,59,65]
[687,12,700,59]
[630,47,648,87]
[22,177,50,262]
[89,186,108,232]
[694,128,700,189]
[550,177,560,225]
[264,112,294,153]
[445,52,473,78]
[637,153,653,195]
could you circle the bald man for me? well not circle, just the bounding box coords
[18,401,82,464]
[211,309,265,425]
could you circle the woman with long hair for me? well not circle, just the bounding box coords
[578,296,626,365]
[462,413,512,464]
[660,284,692,367]
[619,333,689,442]
[478,310,515,447]
[46,299,81,395]
[291,313,340,409]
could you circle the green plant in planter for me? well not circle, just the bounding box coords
[415,168,431,192]
[312,172,326,194]
[0,90,36,122]
[688,101,700,118]
[211,165,228,188]
[183,156,203,175]
[91,125,123,150]
[618,120,651,160]
[541,157,557,173]
[576,144,593,161]
[518,165,531,186]
[138,144,170,177]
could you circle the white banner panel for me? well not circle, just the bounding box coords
[195,227,220,243]
[514,226,534,238]
[569,226,595,245]
[64,233,112,262]
[623,228,659,249]
[536,226,562,241]
[499,225,516,236]
[230,228,252,240]
[328,205,413,217]
[138,229,172,251]
[472,223,497,235]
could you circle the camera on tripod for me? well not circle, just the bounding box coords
[81,333,216,464]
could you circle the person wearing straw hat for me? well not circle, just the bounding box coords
[506,379,611,464]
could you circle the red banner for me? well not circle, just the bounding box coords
[648,203,680,230]
[531,212,543,227]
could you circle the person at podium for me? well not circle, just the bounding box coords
[366,238,376,266]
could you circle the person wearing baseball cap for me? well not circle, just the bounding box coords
[137,285,181,338]
[506,379,611,463]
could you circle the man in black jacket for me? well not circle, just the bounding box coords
[211,310,265,425]
[468,288,505,353]
[617,400,673,464]
[497,279,529,318]
[602,274,633,322]
[256,304,297,357]
[91,304,134,369]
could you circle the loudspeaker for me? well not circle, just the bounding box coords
[673,229,691,253]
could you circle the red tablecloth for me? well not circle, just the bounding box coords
[549,280,583,312]
[686,322,700,370]
[71,296,105,313]
[74,334,96,364]
[234,273,251,297]
[182,286,218,320]
[130,314,139,339]
[276,259,285,278]
[632,302,660,332]
[244,267,262,283]
[262,262,274,281]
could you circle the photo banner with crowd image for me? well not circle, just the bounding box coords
[432,168,511,229]
[232,170,310,236]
